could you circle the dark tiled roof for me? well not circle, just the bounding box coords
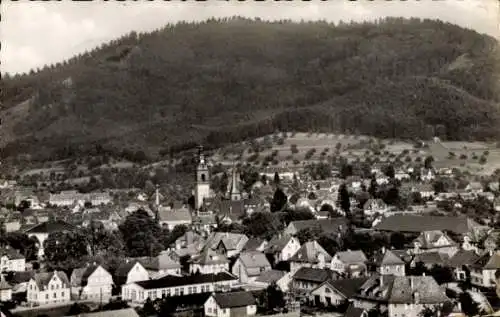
[389,276,449,304]
[344,304,366,317]
[447,249,480,268]
[242,238,266,252]
[0,247,24,260]
[135,272,237,290]
[374,215,478,235]
[255,270,287,284]
[24,220,75,233]
[293,267,338,283]
[327,278,368,298]
[213,291,256,308]
[265,234,294,254]
[289,218,349,234]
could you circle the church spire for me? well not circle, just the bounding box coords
[228,162,241,201]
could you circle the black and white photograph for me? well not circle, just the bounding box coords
[0,1,499,316]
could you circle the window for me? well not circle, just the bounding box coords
[208,308,212,313]
[45,294,49,300]
[325,287,331,293]
[54,292,57,298]
[51,285,54,290]
[175,288,180,296]
[61,291,65,297]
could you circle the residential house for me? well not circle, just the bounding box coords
[290,241,332,274]
[232,252,271,283]
[292,267,339,295]
[242,238,268,253]
[0,277,12,301]
[447,249,479,281]
[189,247,230,275]
[363,199,389,215]
[411,252,449,269]
[466,182,484,194]
[205,232,249,258]
[420,168,435,182]
[478,192,495,202]
[264,234,301,264]
[144,293,212,317]
[353,275,449,316]
[158,206,193,230]
[310,278,368,307]
[122,272,238,304]
[374,249,406,277]
[204,291,257,317]
[70,264,113,302]
[25,220,76,258]
[252,270,291,292]
[330,250,368,278]
[413,230,459,257]
[285,218,349,237]
[115,261,149,287]
[470,251,500,288]
[174,231,205,257]
[136,253,182,278]
[0,247,26,272]
[27,271,71,306]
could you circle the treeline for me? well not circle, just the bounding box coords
[1,17,499,161]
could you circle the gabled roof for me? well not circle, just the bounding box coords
[290,241,332,263]
[314,278,368,299]
[238,252,271,269]
[242,238,266,252]
[334,250,367,264]
[472,251,500,270]
[414,230,457,249]
[213,291,256,308]
[24,220,75,234]
[255,270,287,284]
[380,250,405,266]
[32,271,70,289]
[344,304,367,317]
[447,249,480,268]
[205,232,248,251]
[191,247,229,266]
[389,276,449,304]
[293,267,338,283]
[264,234,295,254]
[136,253,181,271]
[413,252,448,266]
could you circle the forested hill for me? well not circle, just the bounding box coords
[1,17,499,161]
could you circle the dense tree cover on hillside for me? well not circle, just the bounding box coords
[1,17,499,161]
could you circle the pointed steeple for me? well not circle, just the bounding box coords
[227,162,242,201]
[155,184,160,207]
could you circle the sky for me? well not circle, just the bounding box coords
[1,0,499,75]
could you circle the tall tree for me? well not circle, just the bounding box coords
[119,209,163,257]
[273,172,280,185]
[270,188,287,212]
[338,183,351,217]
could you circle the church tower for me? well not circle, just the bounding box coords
[195,145,210,210]
[227,164,242,201]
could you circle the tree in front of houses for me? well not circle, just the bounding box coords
[338,183,351,218]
